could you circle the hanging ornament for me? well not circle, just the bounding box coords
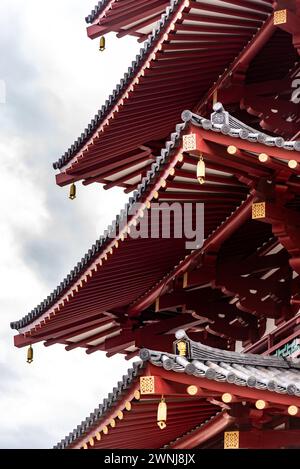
[99,36,106,52]
[157,396,167,430]
[27,345,33,364]
[69,183,76,200]
[197,155,205,185]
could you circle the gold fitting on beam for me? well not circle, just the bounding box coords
[255,399,266,410]
[102,425,108,435]
[125,401,132,411]
[134,390,141,401]
[227,145,237,155]
[258,153,269,163]
[140,376,155,394]
[183,134,197,152]
[187,385,198,396]
[273,9,287,25]
[89,437,94,447]
[222,393,233,404]
[110,419,116,428]
[82,443,88,450]
[288,159,298,169]
[117,411,124,420]
[95,432,101,441]
[288,405,299,416]
[224,431,239,449]
[252,202,266,220]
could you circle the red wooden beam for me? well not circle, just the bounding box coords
[171,411,234,449]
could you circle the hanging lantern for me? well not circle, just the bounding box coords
[69,183,76,200]
[27,345,33,364]
[157,396,167,430]
[99,36,106,51]
[197,155,205,185]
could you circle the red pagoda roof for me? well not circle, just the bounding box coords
[54,331,300,449]
[11,105,300,356]
[54,0,277,191]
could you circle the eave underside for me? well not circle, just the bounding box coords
[86,0,170,41]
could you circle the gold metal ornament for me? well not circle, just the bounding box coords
[273,9,287,25]
[174,337,191,358]
[224,431,239,449]
[252,202,266,220]
[157,396,167,430]
[27,345,33,364]
[197,155,205,184]
[69,183,76,200]
[187,385,198,396]
[102,425,108,435]
[177,340,187,356]
[99,36,106,51]
[288,405,298,416]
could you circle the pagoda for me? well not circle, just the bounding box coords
[11,0,300,449]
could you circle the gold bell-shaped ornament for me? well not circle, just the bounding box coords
[99,36,106,52]
[69,183,76,200]
[197,155,205,185]
[27,345,33,364]
[157,396,167,430]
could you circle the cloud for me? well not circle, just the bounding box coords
[0,0,139,448]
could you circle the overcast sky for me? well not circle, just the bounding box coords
[0,0,140,448]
